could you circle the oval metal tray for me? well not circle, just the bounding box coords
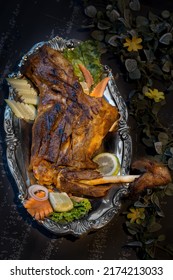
[4,36,132,236]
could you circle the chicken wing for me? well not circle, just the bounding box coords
[131,158,172,192]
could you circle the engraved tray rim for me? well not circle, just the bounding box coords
[3,36,132,237]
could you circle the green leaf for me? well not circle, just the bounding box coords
[152,102,163,115]
[164,147,173,157]
[158,132,169,145]
[165,183,173,196]
[144,124,153,136]
[118,17,131,29]
[153,38,159,52]
[150,24,158,33]
[134,201,147,208]
[162,61,171,73]
[154,142,163,155]
[157,234,165,242]
[156,210,165,218]
[97,11,104,20]
[129,0,140,11]
[97,42,107,54]
[107,35,119,47]
[143,127,151,138]
[117,0,130,15]
[124,8,132,26]
[154,154,164,162]
[142,137,153,147]
[148,222,162,233]
[161,10,171,19]
[85,5,97,18]
[145,239,155,245]
[125,221,141,235]
[125,59,137,72]
[107,9,120,22]
[149,64,163,76]
[91,30,105,41]
[129,68,141,79]
[126,241,143,247]
[151,192,161,209]
[136,16,149,27]
[159,33,172,45]
[97,20,111,30]
[144,49,155,62]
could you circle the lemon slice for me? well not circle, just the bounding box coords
[93,152,120,176]
[49,192,73,212]
[80,81,90,95]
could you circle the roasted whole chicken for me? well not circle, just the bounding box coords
[21,45,120,197]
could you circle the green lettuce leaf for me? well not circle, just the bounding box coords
[49,198,92,223]
[63,40,103,86]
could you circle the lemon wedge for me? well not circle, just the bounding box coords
[80,81,90,95]
[49,192,73,212]
[93,152,120,176]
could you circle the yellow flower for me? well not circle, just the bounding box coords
[144,88,165,102]
[127,207,145,224]
[123,37,143,52]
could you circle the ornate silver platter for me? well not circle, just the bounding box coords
[4,36,132,236]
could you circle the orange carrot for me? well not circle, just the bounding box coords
[78,64,94,89]
[24,191,53,220]
[90,77,110,98]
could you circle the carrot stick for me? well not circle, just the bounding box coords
[78,64,94,89]
[90,76,110,97]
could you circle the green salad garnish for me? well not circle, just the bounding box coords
[49,198,92,223]
[63,40,103,86]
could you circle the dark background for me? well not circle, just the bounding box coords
[0,0,173,260]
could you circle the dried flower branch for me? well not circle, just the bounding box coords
[83,0,173,259]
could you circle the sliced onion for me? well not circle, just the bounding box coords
[28,185,48,201]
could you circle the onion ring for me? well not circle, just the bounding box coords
[28,185,48,201]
